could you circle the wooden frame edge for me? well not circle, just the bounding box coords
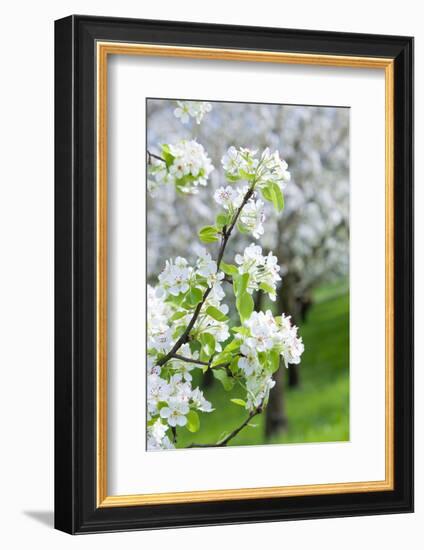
[96,42,395,508]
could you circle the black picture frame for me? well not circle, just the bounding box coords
[55,14,414,534]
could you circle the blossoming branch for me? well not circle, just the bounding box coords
[146,101,304,450]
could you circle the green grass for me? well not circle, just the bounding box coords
[176,279,350,448]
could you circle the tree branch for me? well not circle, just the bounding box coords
[173,354,209,367]
[216,187,254,268]
[187,406,262,448]
[147,149,166,164]
[156,185,255,368]
[170,354,234,374]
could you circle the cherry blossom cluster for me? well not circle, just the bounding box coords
[214,185,266,238]
[148,139,214,194]
[236,310,304,411]
[222,146,291,190]
[147,103,304,448]
[235,243,281,301]
[213,146,291,240]
[147,281,215,450]
[147,246,230,450]
[174,100,212,125]
[147,360,213,450]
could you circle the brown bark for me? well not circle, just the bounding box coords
[265,360,288,439]
[288,363,300,387]
[202,367,214,388]
[264,286,289,439]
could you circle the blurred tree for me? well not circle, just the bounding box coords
[147,100,349,440]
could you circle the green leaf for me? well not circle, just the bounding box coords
[259,282,276,296]
[231,326,249,336]
[186,287,203,306]
[198,225,219,243]
[236,291,254,322]
[225,173,240,183]
[165,292,187,306]
[173,325,187,339]
[263,182,284,212]
[161,144,175,167]
[230,398,246,407]
[199,332,216,357]
[211,351,232,367]
[261,185,272,202]
[229,355,240,375]
[258,352,267,366]
[169,310,187,322]
[268,349,280,374]
[186,410,200,433]
[237,222,250,234]
[271,183,284,212]
[189,340,201,355]
[223,338,241,354]
[233,273,249,298]
[205,306,228,322]
[212,368,235,391]
[239,169,255,181]
[220,261,238,277]
[215,213,229,229]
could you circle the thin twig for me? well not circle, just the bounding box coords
[187,406,262,448]
[173,354,209,367]
[156,185,254,368]
[147,149,166,163]
[172,354,233,373]
[216,187,254,268]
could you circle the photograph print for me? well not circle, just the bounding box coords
[146,98,350,451]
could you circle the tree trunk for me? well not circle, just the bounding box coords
[299,294,313,323]
[264,287,289,439]
[275,279,302,389]
[288,363,300,387]
[265,360,288,439]
[254,288,263,312]
[202,367,214,388]
[285,284,302,389]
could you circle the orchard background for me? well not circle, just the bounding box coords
[146,99,350,448]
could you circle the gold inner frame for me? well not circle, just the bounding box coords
[96,42,395,508]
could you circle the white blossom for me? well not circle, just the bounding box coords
[158,256,192,296]
[238,310,304,370]
[191,388,213,412]
[149,139,214,194]
[171,345,201,382]
[239,198,266,239]
[244,311,276,352]
[246,373,276,412]
[275,313,305,366]
[235,244,281,300]
[196,247,217,281]
[148,418,168,445]
[208,271,226,301]
[213,185,240,210]
[149,326,174,354]
[159,397,190,427]
[147,285,175,354]
[238,342,260,376]
[147,374,171,417]
[258,147,291,190]
[222,146,258,178]
[174,101,212,125]
[221,146,290,191]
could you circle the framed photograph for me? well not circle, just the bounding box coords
[54,15,413,534]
